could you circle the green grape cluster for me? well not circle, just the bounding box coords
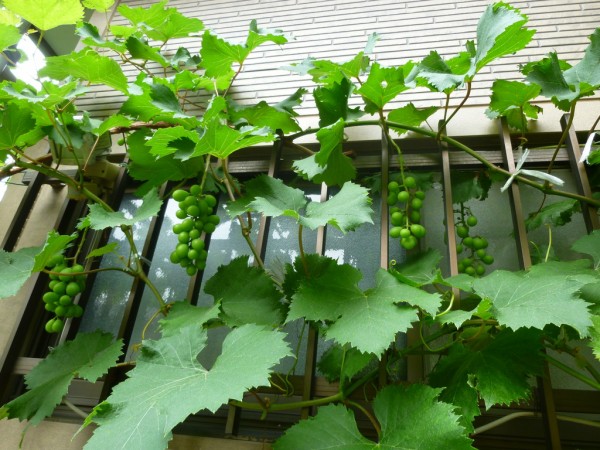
[454,210,494,276]
[169,185,220,276]
[387,176,426,250]
[43,254,85,333]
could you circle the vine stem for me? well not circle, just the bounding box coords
[546,101,576,175]
[437,80,472,140]
[298,224,309,276]
[345,399,381,438]
[544,353,600,390]
[229,392,343,412]
[287,120,600,208]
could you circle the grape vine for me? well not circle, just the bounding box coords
[0,2,599,450]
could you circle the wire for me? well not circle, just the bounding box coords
[472,411,600,435]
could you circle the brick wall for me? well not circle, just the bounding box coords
[82,0,600,126]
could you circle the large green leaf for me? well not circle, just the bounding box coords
[314,77,362,127]
[82,0,115,12]
[76,22,126,53]
[485,80,541,131]
[193,120,274,159]
[117,0,203,42]
[5,0,83,30]
[0,246,41,299]
[572,230,600,269]
[472,265,593,335]
[146,126,200,160]
[317,344,374,383]
[451,170,492,203]
[200,31,248,78]
[32,231,77,272]
[204,256,285,327]
[429,328,543,431]
[126,36,169,67]
[275,385,474,449]
[325,270,430,355]
[228,97,302,133]
[39,49,128,93]
[564,29,600,97]
[525,199,579,231]
[2,332,122,425]
[293,118,357,187]
[245,19,290,51]
[591,315,600,361]
[469,2,534,76]
[523,54,576,110]
[390,248,443,287]
[126,129,205,195]
[388,103,438,134]
[0,23,20,52]
[300,182,373,233]
[85,324,290,450]
[87,189,162,230]
[159,302,220,337]
[226,174,307,219]
[274,404,373,450]
[357,62,414,113]
[406,51,469,93]
[0,102,44,150]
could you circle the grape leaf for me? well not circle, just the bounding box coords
[159,302,220,337]
[591,316,600,361]
[275,385,474,449]
[429,328,543,432]
[5,0,83,30]
[286,255,363,323]
[300,182,373,233]
[117,0,203,42]
[451,170,492,203]
[126,36,169,67]
[406,51,468,93]
[0,102,44,150]
[472,267,592,335]
[82,0,115,12]
[126,129,205,195]
[325,270,429,355]
[314,78,362,128]
[76,22,126,53]
[204,256,286,327]
[388,103,438,134]
[245,19,290,51]
[525,199,580,231]
[0,246,41,299]
[293,118,357,186]
[375,385,474,449]
[356,62,414,113]
[228,97,302,133]
[274,404,373,450]
[2,332,122,425]
[85,324,290,450]
[87,189,162,230]
[390,248,443,287]
[146,126,200,160]
[317,344,374,383]
[0,23,20,52]
[32,231,77,272]
[193,120,274,159]
[226,174,307,219]
[565,29,600,97]
[523,53,576,110]
[485,80,541,131]
[86,242,119,260]
[572,230,600,269]
[39,49,128,94]
[469,2,534,76]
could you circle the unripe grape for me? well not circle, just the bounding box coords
[207,215,220,225]
[51,318,64,333]
[391,212,404,226]
[203,223,216,233]
[475,264,486,276]
[43,292,59,304]
[186,266,198,276]
[172,189,188,202]
[465,266,476,276]
[175,209,187,220]
[66,281,81,297]
[414,190,426,200]
[401,235,418,250]
[390,227,403,239]
[404,176,416,189]
[476,249,487,258]
[463,237,474,248]
[388,181,400,192]
[204,194,217,208]
[467,215,478,227]
[189,184,202,196]
[411,198,423,210]
[397,191,410,203]
[191,239,205,251]
[456,226,469,238]
[400,228,412,238]
[387,193,397,206]
[410,211,421,223]
[59,295,73,306]
[52,282,67,296]
[482,254,494,265]
[472,237,488,250]
[410,224,426,238]
[59,267,73,282]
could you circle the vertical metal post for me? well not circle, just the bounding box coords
[498,118,561,450]
[560,114,600,231]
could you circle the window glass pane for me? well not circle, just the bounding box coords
[264,189,320,375]
[125,199,193,358]
[78,194,151,336]
[521,168,589,262]
[195,195,259,368]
